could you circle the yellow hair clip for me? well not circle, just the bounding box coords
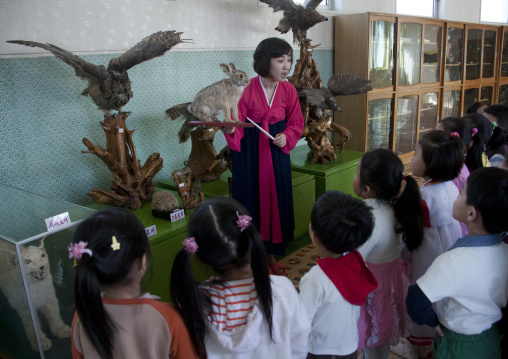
[111,236,121,251]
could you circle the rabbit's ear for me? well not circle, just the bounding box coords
[220,63,231,75]
[228,63,237,72]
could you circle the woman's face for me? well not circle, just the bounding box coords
[267,54,292,82]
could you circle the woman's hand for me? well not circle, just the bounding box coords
[273,133,286,148]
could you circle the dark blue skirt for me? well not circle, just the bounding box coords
[231,120,295,255]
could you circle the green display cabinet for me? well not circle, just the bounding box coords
[159,170,315,239]
[87,188,211,303]
[290,146,364,198]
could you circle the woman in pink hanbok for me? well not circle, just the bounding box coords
[224,37,304,274]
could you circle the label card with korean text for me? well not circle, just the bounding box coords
[170,208,185,222]
[45,212,71,232]
[145,225,157,237]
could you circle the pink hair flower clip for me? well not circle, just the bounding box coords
[183,237,198,254]
[450,132,460,139]
[67,241,92,266]
[236,211,252,232]
[471,127,478,136]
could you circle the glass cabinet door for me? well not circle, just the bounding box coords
[499,84,508,106]
[367,97,393,150]
[464,87,480,112]
[370,21,395,88]
[445,27,463,82]
[423,25,442,84]
[466,29,482,80]
[501,30,508,78]
[443,89,462,118]
[399,23,422,86]
[420,92,439,134]
[482,30,497,79]
[480,86,493,106]
[395,94,419,154]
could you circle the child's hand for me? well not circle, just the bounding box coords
[273,133,286,147]
[435,324,445,337]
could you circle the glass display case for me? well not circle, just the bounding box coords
[420,91,439,132]
[501,28,508,78]
[370,20,395,88]
[464,86,480,112]
[465,28,482,81]
[422,24,443,84]
[0,184,96,359]
[480,85,494,106]
[443,88,462,118]
[500,84,508,106]
[395,93,419,154]
[482,29,497,79]
[444,26,464,82]
[367,96,393,151]
[399,22,422,86]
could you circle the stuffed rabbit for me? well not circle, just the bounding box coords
[166,62,250,143]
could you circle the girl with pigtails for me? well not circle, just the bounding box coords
[170,197,311,359]
[69,207,198,359]
[352,149,423,359]
[398,130,464,359]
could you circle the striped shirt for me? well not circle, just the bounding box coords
[202,277,258,333]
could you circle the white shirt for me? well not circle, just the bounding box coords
[417,242,508,335]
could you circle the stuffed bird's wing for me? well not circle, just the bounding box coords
[304,0,323,10]
[327,73,373,96]
[108,30,184,72]
[298,87,326,107]
[7,40,107,81]
[259,0,298,12]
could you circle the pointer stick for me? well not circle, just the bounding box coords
[243,114,275,140]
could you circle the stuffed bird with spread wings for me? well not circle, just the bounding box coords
[8,31,186,115]
[259,0,328,44]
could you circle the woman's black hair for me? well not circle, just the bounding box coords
[72,207,151,359]
[253,37,293,77]
[358,149,423,251]
[467,101,487,114]
[310,190,375,253]
[170,197,273,359]
[463,113,493,168]
[438,117,483,172]
[466,167,508,234]
[483,104,508,119]
[419,130,466,181]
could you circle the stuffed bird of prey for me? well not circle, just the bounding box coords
[259,0,328,44]
[8,31,186,115]
[298,73,373,117]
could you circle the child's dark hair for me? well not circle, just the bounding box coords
[462,113,493,143]
[438,116,483,172]
[358,149,423,251]
[466,167,508,234]
[486,112,508,158]
[72,207,151,359]
[170,197,273,359]
[310,190,375,253]
[467,101,487,114]
[253,37,293,77]
[419,130,465,181]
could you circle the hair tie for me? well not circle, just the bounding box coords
[183,237,198,254]
[471,128,478,136]
[68,241,92,266]
[111,235,121,251]
[450,132,460,139]
[401,174,407,181]
[236,211,252,232]
[492,122,497,129]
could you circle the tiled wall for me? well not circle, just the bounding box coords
[0,49,333,205]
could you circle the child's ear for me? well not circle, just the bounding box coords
[309,223,318,245]
[361,184,375,199]
[467,205,479,224]
[139,253,148,271]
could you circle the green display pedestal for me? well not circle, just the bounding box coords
[87,187,211,303]
[290,146,364,198]
[159,170,315,239]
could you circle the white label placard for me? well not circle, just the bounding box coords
[171,208,185,222]
[145,225,157,237]
[45,212,71,232]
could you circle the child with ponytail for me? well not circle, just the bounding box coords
[170,197,311,359]
[70,207,198,359]
[402,130,464,358]
[352,149,423,359]
[462,113,493,169]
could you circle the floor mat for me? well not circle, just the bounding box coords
[278,243,321,287]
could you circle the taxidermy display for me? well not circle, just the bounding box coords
[0,239,70,351]
[151,191,179,220]
[259,0,328,44]
[166,62,250,143]
[7,30,186,115]
[171,167,204,210]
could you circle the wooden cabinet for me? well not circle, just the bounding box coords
[334,12,502,157]
[499,27,508,106]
